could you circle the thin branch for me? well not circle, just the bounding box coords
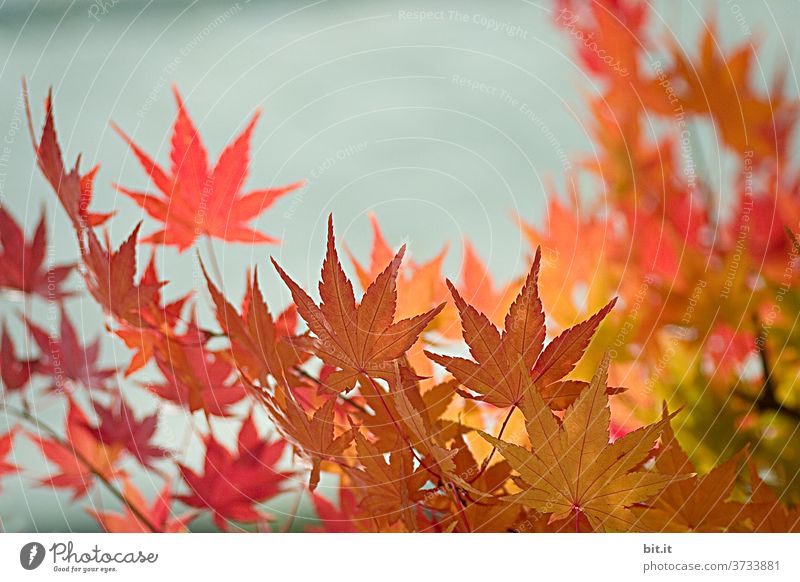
[293,366,371,415]
[203,236,224,285]
[469,407,515,484]
[280,484,306,533]
[3,404,160,533]
[741,313,800,422]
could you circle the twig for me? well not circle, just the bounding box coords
[469,407,514,484]
[3,404,160,533]
[203,237,224,285]
[280,485,306,533]
[293,367,371,415]
[748,313,800,422]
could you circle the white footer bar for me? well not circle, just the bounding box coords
[1,533,797,581]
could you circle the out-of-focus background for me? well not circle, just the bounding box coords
[0,0,798,531]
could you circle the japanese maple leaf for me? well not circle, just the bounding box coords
[733,180,800,280]
[669,27,797,159]
[25,309,117,393]
[0,430,18,490]
[0,207,74,300]
[438,435,519,533]
[556,0,670,116]
[1,322,39,392]
[347,213,395,286]
[481,358,681,532]
[290,367,357,416]
[426,248,617,410]
[310,488,359,532]
[447,240,520,337]
[342,360,454,460]
[742,463,800,532]
[647,246,752,346]
[346,214,449,388]
[380,375,457,474]
[81,223,162,328]
[24,85,112,230]
[84,398,167,469]
[89,479,196,533]
[631,409,745,532]
[177,413,294,530]
[113,87,303,250]
[28,400,124,499]
[148,340,246,417]
[517,185,614,327]
[262,393,352,491]
[580,101,684,209]
[704,324,755,384]
[203,265,304,388]
[272,216,445,393]
[114,251,191,376]
[341,430,428,531]
[556,0,646,82]
[346,213,449,321]
[617,207,686,282]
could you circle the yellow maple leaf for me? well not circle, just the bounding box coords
[481,357,685,531]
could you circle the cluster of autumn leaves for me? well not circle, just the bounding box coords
[1,0,800,532]
[537,0,800,516]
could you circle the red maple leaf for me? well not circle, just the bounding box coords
[25,309,117,394]
[177,413,294,530]
[203,265,305,389]
[84,398,167,469]
[28,400,124,500]
[114,251,192,376]
[24,85,113,230]
[113,87,304,251]
[1,322,39,393]
[309,488,358,532]
[81,224,163,328]
[88,479,196,533]
[0,430,18,490]
[556,0,647,81]
[0,207,74,300]
[148,339,246,417]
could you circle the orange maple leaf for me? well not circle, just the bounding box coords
[742,462,800,532]
[113,87,303,250]
[81,224,162,328]
[271,216,444,393]
[263,394,352,491]
[114,251,191,376]
[341,430,428,531]
[669,26,797,159]
[632,408,746,532]
[204,265,304,389]
[426,249,617,409]
[482,359,681,531]
[88,479,196,533]
[28,401,124,500]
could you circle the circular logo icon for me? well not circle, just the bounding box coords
[20,542,46,570]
